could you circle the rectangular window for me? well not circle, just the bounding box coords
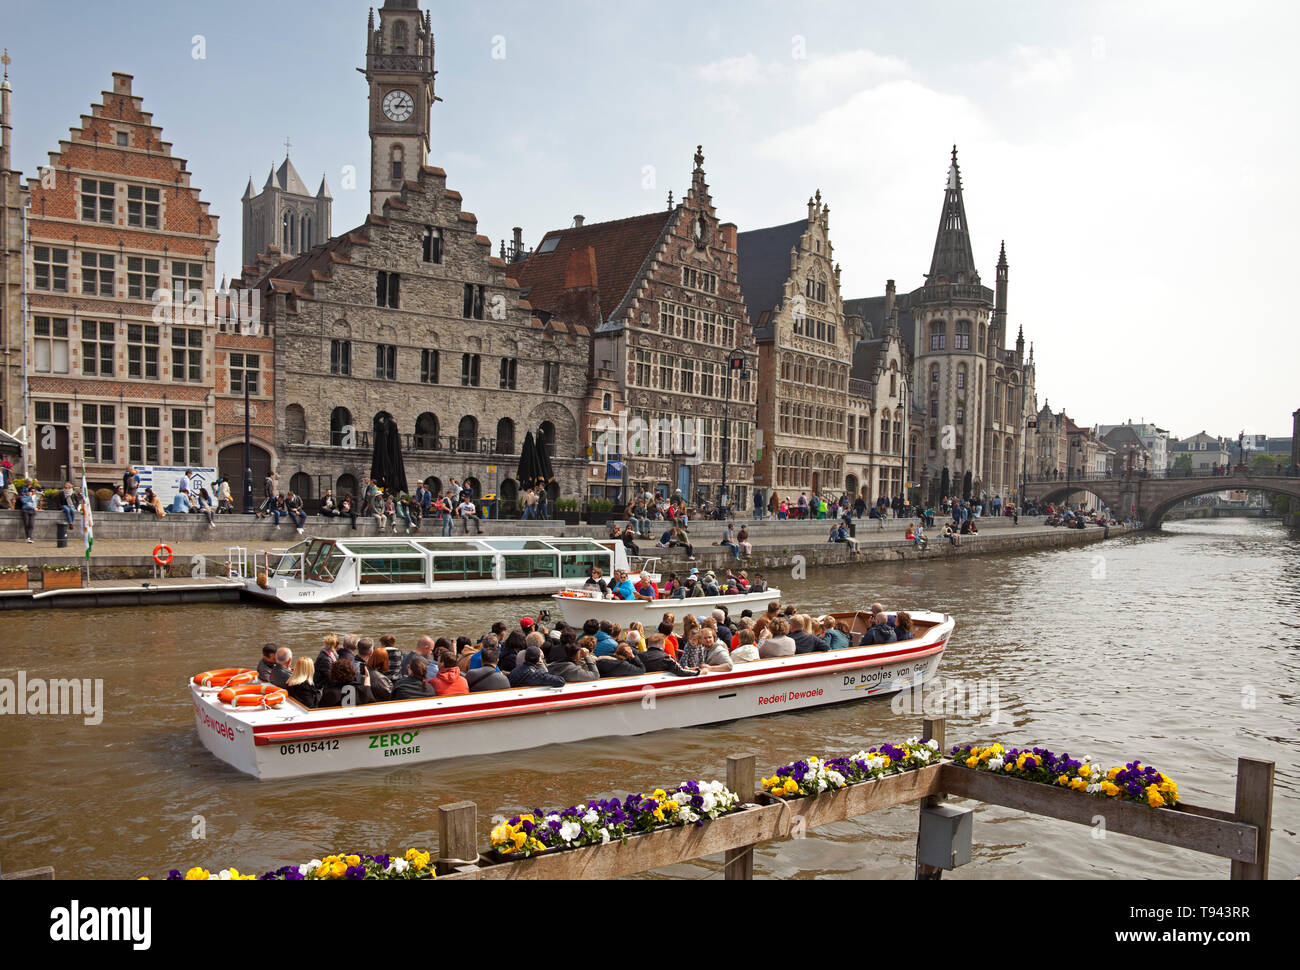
[422,226,443,264]
[34,317,70,374]
[171,408,203,466]
[956,408,965,426]
[957,371,966,390]
[171,327,203,383]
[230,352,260,395]
[115,131,128,147]
[679,359,694,395]
[171,261,203,302]
[127,406,161,465]
[82,404,116,464]
[33,247,69,292]
[81,320,114,377]
[461,353,480,387]
[392,160,404,183]
[127,324,160,380]
[498,357,517,390]
[634,350,651,386]
[700,362,715,398]
[81,252,115,297]
[81,179,114,223]
[930,399,938,419]
[330,339,352,376]
[375,344,397,381]
[35,401,70,428]
[127,257,161,300]
[420,349,439,384]
[376,271,400,309]
[462,283,485,320]
[543,361,559,394]
[658,355,674,391]
[127,185,161,229]
[681,266,718,294]
[659,301,676,336]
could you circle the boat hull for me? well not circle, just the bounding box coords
[191,614,952,780]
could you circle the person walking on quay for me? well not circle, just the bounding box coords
[438,491,454,536]
[18,484,38,542]
[521,487,538,520]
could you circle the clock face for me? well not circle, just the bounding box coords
[382,89,415,122]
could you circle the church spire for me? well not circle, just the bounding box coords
[927,144,978,285]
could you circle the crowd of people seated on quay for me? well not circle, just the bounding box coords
[583,565,768,601]
[253,600,914,709]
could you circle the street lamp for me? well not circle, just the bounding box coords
[721,349,746,518]
[899,376,910,512]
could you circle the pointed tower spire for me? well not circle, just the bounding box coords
[241,175,255,201]
[264,165,276,189]
[316,173,332,199]
[927,144,978,284]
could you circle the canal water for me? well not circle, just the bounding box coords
[0,518,1295,880]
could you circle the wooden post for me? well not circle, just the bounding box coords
[436,801,479,876]
[723,753,756,880]
[915,717,947,880]
[1229,758,1273,880]
[0,866,55,880]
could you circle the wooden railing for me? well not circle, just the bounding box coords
[431,718,1273,881]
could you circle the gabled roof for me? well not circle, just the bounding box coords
[504,210,675,330]
[736,219,807,337]
[843,294,915,355]
[275,156,312,197]
[851,338,885,385]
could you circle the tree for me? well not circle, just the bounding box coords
[1173,454,1193,476]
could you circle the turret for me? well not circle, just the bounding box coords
[0,50,12,174]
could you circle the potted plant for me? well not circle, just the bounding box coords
[94,487,114,511]
[555,497,580,525]
[0,565,28,591]
[41,563,83,590]
[586,497,615,526]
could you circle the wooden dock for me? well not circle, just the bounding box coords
[0,576,242,611]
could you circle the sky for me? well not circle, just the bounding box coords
[2,0,1297,439]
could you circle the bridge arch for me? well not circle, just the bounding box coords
[1026,473,1300,529]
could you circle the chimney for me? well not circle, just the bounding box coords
[573,214,584,229]
[720,222,738,251]
[512,226,523,262]
[884,279,896,319]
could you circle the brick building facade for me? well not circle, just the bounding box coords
[0,51,28,439]
[508,148,758,509]
[24,72,220,489]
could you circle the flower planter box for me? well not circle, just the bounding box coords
[586,512,614,527]
[756,765,945,827]
[0,570,29,591]
[557,511,581,526]
[42,569,83,591]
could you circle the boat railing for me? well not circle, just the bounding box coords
[630,555,661,578]
[225,546,250,579]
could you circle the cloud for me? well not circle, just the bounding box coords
[794,49,910,101]
[1006,45,1074,87]
[697,53,771,86]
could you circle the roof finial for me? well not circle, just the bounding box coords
[667,189,674,210]
[951,143,958,165]
[284,136,292,158]
[694,145,704,171]
[1,49,10,79]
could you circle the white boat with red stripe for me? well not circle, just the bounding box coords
[191,610,954,780]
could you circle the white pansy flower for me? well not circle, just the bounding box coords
[559,821,582,843]
[701,793,716,813]
[600,828,611,845]
[583,809,599,825]
[926,739,940,751]
[988,757,1005,771]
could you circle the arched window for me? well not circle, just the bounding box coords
[330,407,353,447]
[290,472,313,501]
[498,478,517,508]
[424,476,443,498]
[930,321,946,351]
[414,412,438,450]
[281,211,291,251]
[336,474,357,500]
[892,415,903,454]
[890,362,898,398]
[955,320,971,351]
[496,418,516,455]
[539,421,556,458]
[393,20,408,52]
[391,145,404,185]
[302,216,312,251]
[457,415,478,452]
[880,415,890,453]
[979,323,987,353]
[930,365,940,387]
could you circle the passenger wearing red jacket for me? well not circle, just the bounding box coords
[431,651,469,696]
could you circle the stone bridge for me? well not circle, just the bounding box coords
[1024,472,1300,530]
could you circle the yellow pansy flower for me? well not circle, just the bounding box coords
[345,855,361,868]
[184,867,209,881]
[512,832,527,851]
[1079,764,1092,778]
[1106,767,1121,781]
[1070,777,1088,791]
[1146,786,1165,808]
[1100,781,1120,797]
[1057,775,1070,787]
[966,756,979,768]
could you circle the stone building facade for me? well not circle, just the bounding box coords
[738,193,849,509]
[248,159,591,508]
[844,290,916,506]
[241,154,331,268]
[1,51,29,438]
[508,148,757,509]
[24,72,220,488]
[847,148,1035,505]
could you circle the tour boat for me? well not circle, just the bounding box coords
[234,536,655,607]
[190,610,954,780]
[552,584,783,629]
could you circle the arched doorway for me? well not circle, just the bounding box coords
[415,413,438,450]
[424,476,443,499]
[845,474,858,499]
[538,421,556,458]
[330,407,353,447]
[463,477,482,502]
[285,405,307,445]
[496,418,516,456]
[218,443,271,513]
[336,474,357,502]
[498,478,518,512]
[457,416,478,453]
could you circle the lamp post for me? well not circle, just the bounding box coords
[243,370,254,514]
[721,348,746,518]
[899,376,910,512]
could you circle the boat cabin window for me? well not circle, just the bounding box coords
[303,541,344,583]
[504,552,558,580]
[560,553,607,579]
[272,542,310,579]
[358,555,428,586]
[431,555,495,582]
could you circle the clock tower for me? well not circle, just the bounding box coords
[363,1,436,216]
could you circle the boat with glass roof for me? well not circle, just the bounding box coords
[231,536,651,607]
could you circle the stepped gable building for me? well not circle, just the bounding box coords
[737,193,850,508]
[24,72,220,487]
[846,147,1035,504]
[507,147,758,508]
[1,50,29,437]
[239,0,590,508]
[240,151,331,268]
